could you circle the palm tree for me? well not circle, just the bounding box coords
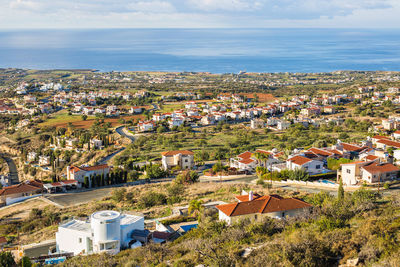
[188,199,203,220]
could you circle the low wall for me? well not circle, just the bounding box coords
[6,194,41,205]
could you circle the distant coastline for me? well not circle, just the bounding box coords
[0,28,399,73]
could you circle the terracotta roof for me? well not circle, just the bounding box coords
[239,158,255,165]
[0,183,41,196]
[365,155,379,161]
[161,150,194,156]
[237,151,252,159]
[287,155,312,166]
[377,139,400,149]
[69,164,110,173]
[308,147,334,157]
[340,160,367,165]
[393,130,400,135]
[62,180,78,185]
[235,193,261,202]
[342,143,364,152]
[27,180,43,188]
[216,195,312,217]
[373,135,390,140]
[362,162,399,174]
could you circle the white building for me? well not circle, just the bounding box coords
[286,155,324,175]
[56,210,144,256]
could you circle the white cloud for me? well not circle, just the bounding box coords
[187,0,262,12]
[0,0,399,28]
[128,1,176,13]
[9,0,44,11]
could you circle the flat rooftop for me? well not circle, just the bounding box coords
[60,219,91,233]
[120,214,143,227]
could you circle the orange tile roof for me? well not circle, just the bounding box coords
[237,151,252,159]
[377,139,400,149]
[372,135,390,140]
[362,162,399,174]
[327,149,343,155]
[342,143,364,152]
[0,183,41,196]
[69,164,110,173]
[239,158,255,164]
[235,193,261,202]
[217,195,312,217]
[308,147,334,157]
[340,160,367,165]
[161,150,194,156]
[287,155,312,166]
[365,155,379,161]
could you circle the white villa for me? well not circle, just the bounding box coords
[56,210,144,255]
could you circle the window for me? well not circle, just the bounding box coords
[79,238,82,243]
[185,159,188,163]
[100,244,104,250]
[282,212,285,218]
[316,165,321,169]
[254,214,258,220]
[346,169,351,174]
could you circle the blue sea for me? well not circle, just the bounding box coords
[0,28,399,73]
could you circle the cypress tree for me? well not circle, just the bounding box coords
[338,179,344,202]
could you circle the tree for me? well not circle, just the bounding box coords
[188,199,203,219]
[84,176,89,188]
[81,114,88,121]
[175,170,199,184]
[338,179,344,202]
[0,252,16,267]
[20,256,32,267]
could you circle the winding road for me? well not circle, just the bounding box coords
[0,153,19,185]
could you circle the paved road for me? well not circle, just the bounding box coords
[0,154,19,185]
[45,187,114,207]
[97,147,125,165]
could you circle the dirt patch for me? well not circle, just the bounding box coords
[0,198,50,220]
[49,115,145,129]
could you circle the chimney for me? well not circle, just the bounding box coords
[249,191,253,201]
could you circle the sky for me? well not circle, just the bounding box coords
[1,0,400,29]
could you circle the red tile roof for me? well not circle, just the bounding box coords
[217,195,312,217]
[0,183,41,196]
[287,155,312,166]
[69,164,110,173]
[239,158,255,165]
[362,162,399,174]
[342,143,364,152]
[235,193,261,202]
[161,150,194,156]
[308,147,334,157]
[373,135,390,140]
[377,139,400,149]
[365,155,379,161]
[237,151,252,159]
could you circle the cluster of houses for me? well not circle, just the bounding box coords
[228,136,400,186]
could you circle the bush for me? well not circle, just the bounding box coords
[139,191,167,208]
[111,188,127,202]
[175,170,199,184]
